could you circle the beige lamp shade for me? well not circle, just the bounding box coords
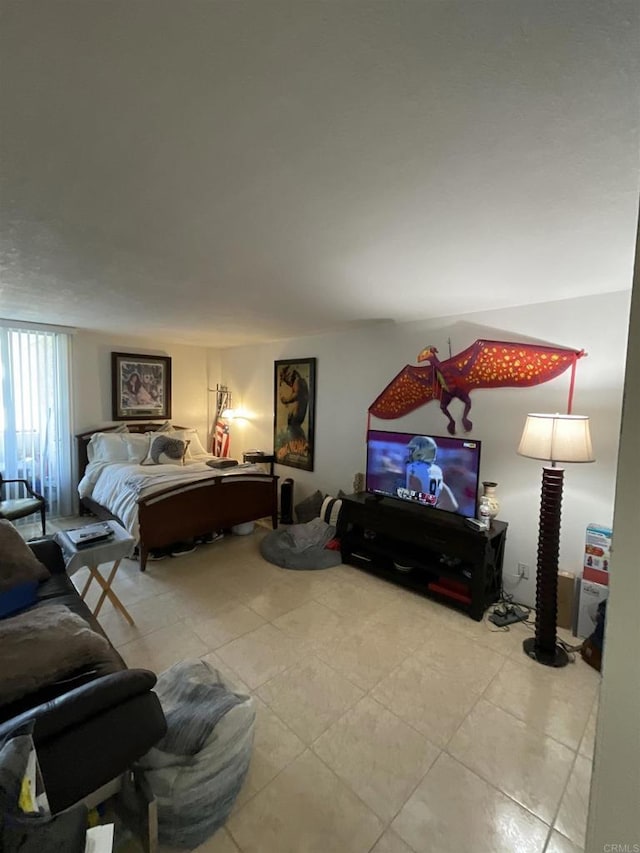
[517,413,595,464]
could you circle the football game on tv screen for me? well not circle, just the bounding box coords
[365,429,482,519]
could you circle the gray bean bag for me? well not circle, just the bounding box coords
[260,518,342,570]
[137,660,255,849]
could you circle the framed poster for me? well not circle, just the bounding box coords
[273,357,316,471]
[111,352,172,420]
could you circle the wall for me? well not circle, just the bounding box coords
[586,229,640,850]
[72,329,211,444]
[220,291,630,606]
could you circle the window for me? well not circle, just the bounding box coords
[0,322,74,518]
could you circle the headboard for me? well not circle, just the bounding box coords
[75,423,190,485]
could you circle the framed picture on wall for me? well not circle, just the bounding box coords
[273,357,316,471]
[111,352,172,420]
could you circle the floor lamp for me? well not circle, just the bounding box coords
[517,413,594,667]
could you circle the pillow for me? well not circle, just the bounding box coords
[183,429,209,457]
[294,489,324,523]
[112,423,130,433]
[142,434,189,466]
[171,429,209,459]
[320,495,343,527]
[125,433,151,463]
[0,604,112,705]
[0,520,50,593]
[150,421,173,433]
[87,432,130,464]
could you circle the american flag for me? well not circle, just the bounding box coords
[214,418,230,457]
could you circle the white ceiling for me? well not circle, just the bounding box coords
[1,1,638,348]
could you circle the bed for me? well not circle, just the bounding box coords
[76,424,278,571]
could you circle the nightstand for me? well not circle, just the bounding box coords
[243,452,275,475]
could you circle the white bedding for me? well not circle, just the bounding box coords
[78,458,264,542]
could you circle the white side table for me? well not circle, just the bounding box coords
[55,520,136,625]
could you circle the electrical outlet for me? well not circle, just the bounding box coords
[517,562,529,579]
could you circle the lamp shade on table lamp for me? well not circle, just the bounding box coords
[518,413,594,667]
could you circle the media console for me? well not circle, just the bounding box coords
[337,492,508,621]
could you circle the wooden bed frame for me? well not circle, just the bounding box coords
[76,423,279,571]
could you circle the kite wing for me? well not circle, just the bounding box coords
[369,364,438,419]
[442,339,584,390]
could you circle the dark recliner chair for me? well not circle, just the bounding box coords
[0,473,46,536]
[0,538,167,818]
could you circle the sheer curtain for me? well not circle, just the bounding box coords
[0,321,74,518]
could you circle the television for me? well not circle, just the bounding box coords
[365,429,482,519]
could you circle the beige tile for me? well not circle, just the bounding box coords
[315,578,398,618]
[448,699,575,824]
[314,617,417,691]
[233,696,306,809]
[579,696,598,760]
[97,591,184,647]
[273,567,345,598]
[370,830,417,853]
[118,621,209,673]
[485,658,592,750]
[227,749,383,853]
[417,626,505,692]
[257,655,363,744]
[392,752,549,853]
[371,657,484,747]
[314,695,439,821]
[168,586,242,619]
[215,623,308,689]
[243,578,314,620]
[364,601,436,651]
[545,830,583,853]
[273,599,359,646]
[555,754,592,849]
[190,602,266,649]
[191,827,241,852]
[445,611,534,657]
[511,641,601,700]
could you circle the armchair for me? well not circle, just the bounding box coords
[0,473,46,535]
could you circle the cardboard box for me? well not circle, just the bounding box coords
[575,578,609,639]
[583,523,612,585]
[557,571,575,630]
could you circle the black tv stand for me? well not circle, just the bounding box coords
[337,493,507,621]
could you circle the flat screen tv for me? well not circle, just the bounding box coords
[365,429,482,519]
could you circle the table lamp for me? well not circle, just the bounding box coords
[517,413,594,667]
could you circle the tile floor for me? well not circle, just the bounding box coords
[34,519,598,853]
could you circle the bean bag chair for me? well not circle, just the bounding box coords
[260,516,342,570]
[136,659,255,849]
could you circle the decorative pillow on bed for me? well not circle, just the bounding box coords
[112,423,130,433]
[151,421,173,433]
[142,434,190,466]
[87,433,130,464]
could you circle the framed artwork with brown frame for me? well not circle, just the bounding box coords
[273,357,316,471]
[111,352,172,421]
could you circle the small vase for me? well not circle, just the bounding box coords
[481,482,500,519]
